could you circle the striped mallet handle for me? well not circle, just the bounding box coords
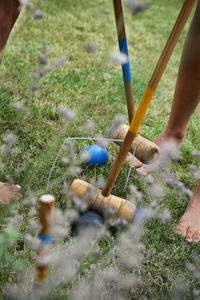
[35,194,55,282]
[113,0,135,123]
[102,0,197,197]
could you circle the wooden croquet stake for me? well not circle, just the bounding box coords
[113,0,135,123]
[102,0,197,197]
[35,194,55,282]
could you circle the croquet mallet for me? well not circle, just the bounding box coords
[70,0,197,222]
[112,0,158,164]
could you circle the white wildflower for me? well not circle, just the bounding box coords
[80,150,91,162]
[111,52,128,65]
[71,279,91,300]
[53,56,67,68]
[190,165,200,182]
[19,0,33,10]
[193,289,200,298]
[68,166,82,176]
[106,114,126,138]
[103,267,120,283]
[36,252,51,266]
[53,208,65,226]
[84,40,97,54]
[62,181,69,193]
[83,119,96,133]
[146,183,164,199]
[29,219,41,233]
[143,174,154,184]
[24,233,40,250]
[10,210,17,217]
[2,133,17,148]
[180,187,193,198]
[58,105,76,122]
[33,9,43,20]
[160,140,180,161]
[29,207,37,217]
[128,184,143,201]
[52,225,69,239]
[95,176,105,189]
[66,209,79,224]
[192,150,200,160]
[23,190,37,207]
[125,0,149,15]
[158,208,171,222]
[11,102,25,112]
[95,134,109,148]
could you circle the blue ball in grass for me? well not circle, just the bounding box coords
[73,210,104,235]
[79,211,104,227]
[81,145,108,167]
[134,208,146,222]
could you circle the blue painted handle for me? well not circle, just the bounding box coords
[118,39,132,83]
[38,233,52,245]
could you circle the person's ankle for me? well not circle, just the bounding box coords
[164,129,185,144]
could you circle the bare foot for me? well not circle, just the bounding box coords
[126,153,143,168]
[175,184,200,243]
[126,130,185,175]
[0,182,21,205]
[127,130,200,243]
[126,153,150,176]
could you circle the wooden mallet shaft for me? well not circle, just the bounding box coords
[113,0,158,162]
[102,0,196,197]
[113,0,135,123]
[35,194,55,282]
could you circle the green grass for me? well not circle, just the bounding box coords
[1,0,200,299]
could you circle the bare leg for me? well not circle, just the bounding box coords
[0,1,21,204]
[128,1,200,242]
[0,0,20,63]
[127,0,200,172]
[157,0,200,144]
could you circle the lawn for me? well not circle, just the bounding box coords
[0,0,200,299]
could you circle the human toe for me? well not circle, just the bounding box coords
[174,221,188,238]
[136,164,149,176]
[191,231,200,243]
[185,226,198,243]
[126,153,143,168]
[15,184,21,190]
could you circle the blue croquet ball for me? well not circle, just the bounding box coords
[134,208,145,222]
[73,210,104,235]
[81,145,108,167]
[79,210,104,227]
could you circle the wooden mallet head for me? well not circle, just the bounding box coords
[70,179,136,223]
[113,124,159,164]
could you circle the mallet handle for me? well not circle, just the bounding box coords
[38,195,55,236]
[113,0,135,123]
[35,195,55,282]
[102,0,196,197]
